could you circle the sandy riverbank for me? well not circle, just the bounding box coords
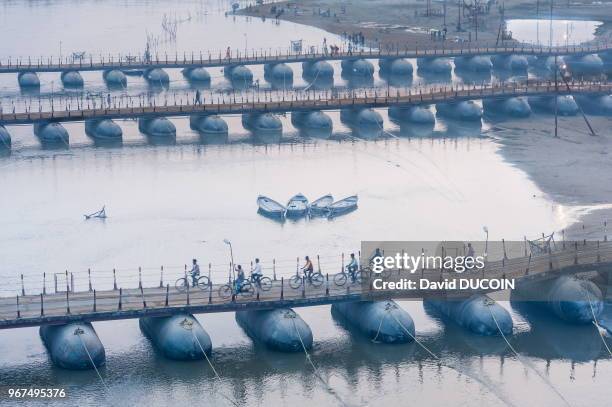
[238,0,612,49]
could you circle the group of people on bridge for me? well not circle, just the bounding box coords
[187,252,362,293]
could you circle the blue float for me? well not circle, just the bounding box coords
[528,95,579,116]
[454,56,493,72]
[0,125,11,149]
[85,119,123,140]
[39,322,105,370]
[103,69,127,87]
[417,57,452,74]
[190,114,228,136]
[379,58,413,76]
[388,105,435,124]
[34,122,69,144]
[483,97,532,117]
[564,54,604,76]
[332,300,415,343]
[436,100,482,121]
[574,94,612,115]
[265,63,293,80]
[425,295,513,336]
[138,117,176,137]
[491,55,529,71]
[236,308,312,352]
[514,276,604,324]
[182,67,211,83]
[18,71,40,88]
[341,108,383,129]
[145,68,170,85]
[61,70,84,88]
[225,65,253,88]
[139,314,212,360]
[341,59,374,76]
[242,112,282,134]
[302,60,334,79]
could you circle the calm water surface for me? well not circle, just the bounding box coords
[0,1,610,406]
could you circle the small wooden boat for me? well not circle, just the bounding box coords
[328,195,358,217]
[310,194,333,215]
[257,196,286,218]
[286,193,309,218]
[84,206,107,220]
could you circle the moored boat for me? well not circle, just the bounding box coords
[257,196,286,218]
[310,194,333,215]
[328,195,358,217]
[286,193,309,218]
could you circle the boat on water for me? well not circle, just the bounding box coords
[310,194,333,215]
[328,195,358,217]
[257,196,286,218]
[286,193,309,218]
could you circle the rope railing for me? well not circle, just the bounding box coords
[1,40,611,72]
[2,79,610,125]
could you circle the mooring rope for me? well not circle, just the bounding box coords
[371,310,388,343]
[74,328,110,392]
[387,310,519,407]
[582,285,612,357]
[191,329,240,407]
[289,316,350,407]
[485,303,573,407]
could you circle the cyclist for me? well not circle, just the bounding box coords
[302,256,314,282]
[234,265,246,293]
[190,259,200,287]
[252,258,263,287]
[346,253,359,282]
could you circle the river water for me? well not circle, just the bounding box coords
[0,1,610,406]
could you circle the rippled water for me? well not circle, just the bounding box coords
[0,1,610,406]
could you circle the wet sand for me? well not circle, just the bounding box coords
[490,114,612,240]
[238,0,612,49]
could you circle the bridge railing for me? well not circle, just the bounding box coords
[2,79,610,122]
[0,40,611,72]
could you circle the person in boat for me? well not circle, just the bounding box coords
[346,253,359,282]
[252,258,263,287]
[234,265,246,292]
[302,256,314,281]
[190,259,200,287]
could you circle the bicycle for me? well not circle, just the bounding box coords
[289,270,324,289]
[248,274,273,291]
[175,274,211,292]
[219,279,255,299]
[333,267,365,286]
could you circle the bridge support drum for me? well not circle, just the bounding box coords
[39,322,106,370]
[331,300,415,344]
[235,308,313,352]
[139,313,212,360]
[60,70,84,88]
[0,125,11,149]
[17,71,40,88]
[103,69,127,88]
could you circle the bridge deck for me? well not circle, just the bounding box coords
[1,43,611,74]
[1,241,610,329]
[2,81,611,126]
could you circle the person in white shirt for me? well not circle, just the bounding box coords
[190,259,200,287]
[252,258,263,286]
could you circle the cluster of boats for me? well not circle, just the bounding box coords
[257,193,358,219]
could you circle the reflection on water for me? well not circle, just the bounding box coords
[506,19,602,46]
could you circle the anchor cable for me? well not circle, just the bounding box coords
[486,303,573,407]
[289,316,350,407]
[582,284,612,357]
[191,329,240,407]
[75,328,110,392]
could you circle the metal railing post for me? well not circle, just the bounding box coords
[16,295,20,318]
[66,290,70,314]
[93,290,97,312]
[118,288,122,310]
[20,274,25,296]
[281,277,284,300]
[40,293,44,316]
[88,269,93,292]
[113,268,118,290]
[159,266,164,288]
[165,284,170,306]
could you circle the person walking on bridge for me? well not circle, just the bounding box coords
[195,89,201,105]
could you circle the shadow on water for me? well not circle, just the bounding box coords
[199,132,229,145]
[511,301,605,362]
[396,122,435,138]
[441,119,483,138]
[416,70,452,84]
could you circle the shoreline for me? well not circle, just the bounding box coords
[238,0,612,49]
